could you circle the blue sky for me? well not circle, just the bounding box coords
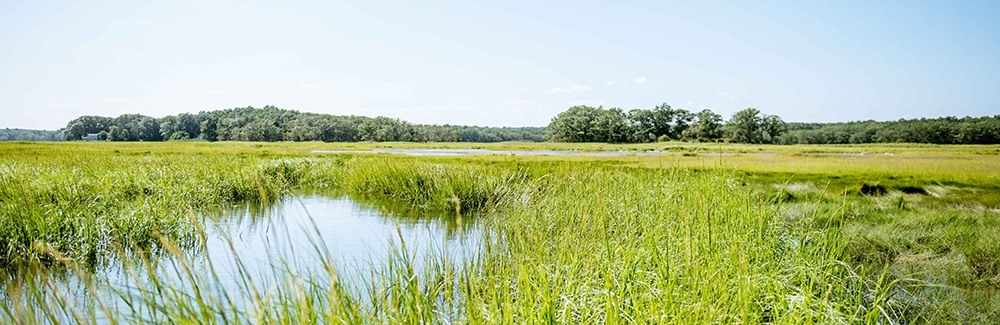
[1,0,998,129]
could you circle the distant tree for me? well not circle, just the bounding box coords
[672,109,695,139]
[422,125,461,142]
[65,115,113,136]
[546,105,630,142]
[49,105,1000,145]
[65,122,86,141]
[649,103,680,139]
[0,128,65,141]
[357,117,423,142]
[760,114,787,143]
[108,125,125,141]
[136,116,161,141]
[234,120,282,142]
[200,117,218,141]
[546,105,603,142]
[725,108,762,143]
[626,108,657,142]
[159,115,181,140]
[682,109,724,141]
[593,107,630,143]
[169,131,189,141]
[98,130,108,141]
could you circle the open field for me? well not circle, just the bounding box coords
[1,141,999,323]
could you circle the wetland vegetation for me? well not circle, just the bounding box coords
[0,141,998,323]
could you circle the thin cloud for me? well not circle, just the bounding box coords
[102,97,130,104]
[299,83,322,89]
[605,81,616,86]
[567,99,606,106]
[0,99,12,105]
[499,100,533,106]
[633,77,649,84]
[716,91,738,100]
[546,85,593,94]
[47,101,77,108]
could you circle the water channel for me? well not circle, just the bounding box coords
[3,195,480,322]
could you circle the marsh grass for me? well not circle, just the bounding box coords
[2,142,999,323]
[770,182,1000,323]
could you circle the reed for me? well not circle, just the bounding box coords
[0,142,998,323]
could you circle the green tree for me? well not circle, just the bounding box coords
[760,114,787,143]
[546,105,629,142]
[200,117,218,141]
[159,115,181,140]
[65,122,86,141]
[726,108,763,143]
[168,131,190,141]
[357,117,423,142]
[546,105,604,142]
[682,109,724,141]
[108,125,125,141]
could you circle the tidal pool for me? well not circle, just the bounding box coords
[198,194,479,280]
[3,195,480,323]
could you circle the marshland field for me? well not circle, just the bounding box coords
[1,141,999,324]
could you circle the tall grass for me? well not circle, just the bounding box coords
[1,143,994,323]
[0,151,346,266]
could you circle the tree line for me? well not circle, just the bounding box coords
[0,128,65,141]
[544,105,1000,144]
[9,104,997,145]
[544,104,786,143]
[61,106,545,142]
[775,116,1000,144]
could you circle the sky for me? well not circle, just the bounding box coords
[1,0,998,130]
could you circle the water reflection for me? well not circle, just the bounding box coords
[200,194,479,280]
[1,194,480,322]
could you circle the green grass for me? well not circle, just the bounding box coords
[1,141,999,323]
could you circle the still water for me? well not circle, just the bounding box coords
[198,195,479,280]
[4,195,479,322]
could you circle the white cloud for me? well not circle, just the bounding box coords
[567,99,606,106]
[620,82,626,86]
[605,81,616,86]
[499,100,533,106]
[0,99,12,105]
[633,77,649,84]
[545,85,593,94]
[299,83,322,89]
[715,91,733,96]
